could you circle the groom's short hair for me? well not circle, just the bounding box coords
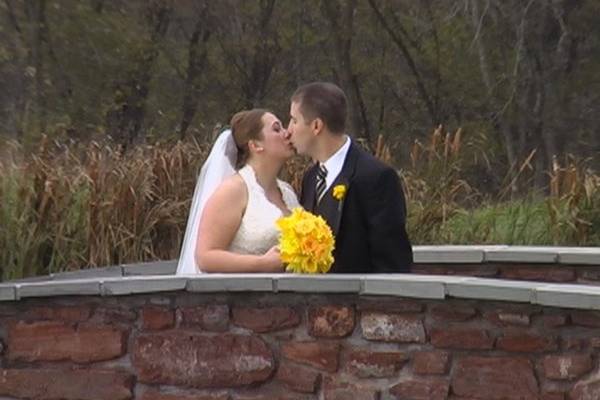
[291,82,346,134]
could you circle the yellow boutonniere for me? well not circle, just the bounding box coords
[333,184,347,201]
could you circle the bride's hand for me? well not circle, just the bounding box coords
[261,246,284,272]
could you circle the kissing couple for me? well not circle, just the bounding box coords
[176,82,412,275]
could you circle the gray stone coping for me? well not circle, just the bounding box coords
[413,245,600,265]
[2,273,600,311]
[1,246,598,309]
[8,246,598,286]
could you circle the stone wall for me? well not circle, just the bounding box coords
[413,263,600,283]
[411,246,600,284]
[2,291,600,400]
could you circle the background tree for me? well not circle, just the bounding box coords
[0,0,597,191]
[105,0,173,148]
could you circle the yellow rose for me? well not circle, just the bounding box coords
[333,184,347,201]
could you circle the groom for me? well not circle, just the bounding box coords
[287,82,413,273]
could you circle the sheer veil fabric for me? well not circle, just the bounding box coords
[176,129,237,275]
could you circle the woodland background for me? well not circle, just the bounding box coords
[0,0,598,279]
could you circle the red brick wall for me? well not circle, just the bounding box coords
[413,263,600,284]
[1,293,600,399]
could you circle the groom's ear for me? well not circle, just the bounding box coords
[312,118,324,135]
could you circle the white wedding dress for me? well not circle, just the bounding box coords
[229,165,299,255]
[176,129,300,275]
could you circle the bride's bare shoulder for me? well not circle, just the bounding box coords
[209,174,247,204]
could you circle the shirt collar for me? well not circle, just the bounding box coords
[320,136,351,187]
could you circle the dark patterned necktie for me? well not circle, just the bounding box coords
[315,163,328,204]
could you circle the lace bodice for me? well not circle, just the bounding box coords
[228,165,300,255]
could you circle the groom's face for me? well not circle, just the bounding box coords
[288,101,316,156]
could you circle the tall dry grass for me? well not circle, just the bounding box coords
[395,126,600,246]
[546,155,600,245]
[0,136,208,280]
[400,126,481,243]
[1,129,598,279]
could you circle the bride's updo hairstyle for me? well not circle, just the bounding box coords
[230,109,269,169]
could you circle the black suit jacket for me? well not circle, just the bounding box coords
[300,141,413,273]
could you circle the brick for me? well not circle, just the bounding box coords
[484,309,532,326]
[323,379,379,400]
[0,304,18,317]
[389,377,449,400]
[452,265,498,277]
[540,314,568,328]
[346,348,408,378]
[0,368,133,400]
[25,305,92,322]
[308,305,355,338]
[8,321,127,363]
[361,313,425,343]
[571,311,600,328]
[499,266,575,282]
[452,356,538,399]
[281,341,340,372]
[540,392,565,400]
[232,306,300,333]
[413,351,450,375]
[141,306,174,331]
[410,265,451,275]
[430,327,494,350]
[179,305,229,331]
[569,370,600,399]
[496,332,558,352]
[430,304,476,322]
[133,332,274,388]
[139,389,229,400]
[358,297,423,313]
[589,337,600,348]
[412,264,498,277]
[576,269,600,281]
[562,337,586,351]
[543,355,592,380]
[233,392,313,400]
[94,307,137,324]
[276,361,320,393]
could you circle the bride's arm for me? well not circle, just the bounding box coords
[194,176,282,273]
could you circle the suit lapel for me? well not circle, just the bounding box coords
[315,141,359,236]
[301,164,317,212]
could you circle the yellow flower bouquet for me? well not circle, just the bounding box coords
[276,208,335,274]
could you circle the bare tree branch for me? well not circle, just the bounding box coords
[367,0,438,124]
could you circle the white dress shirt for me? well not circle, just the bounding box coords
[320,136,351,193]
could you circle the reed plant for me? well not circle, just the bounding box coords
[0,136,207,280]
[400,126,481,243]
[1,129,598,279]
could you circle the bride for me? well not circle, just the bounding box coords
[176,109,299,274]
